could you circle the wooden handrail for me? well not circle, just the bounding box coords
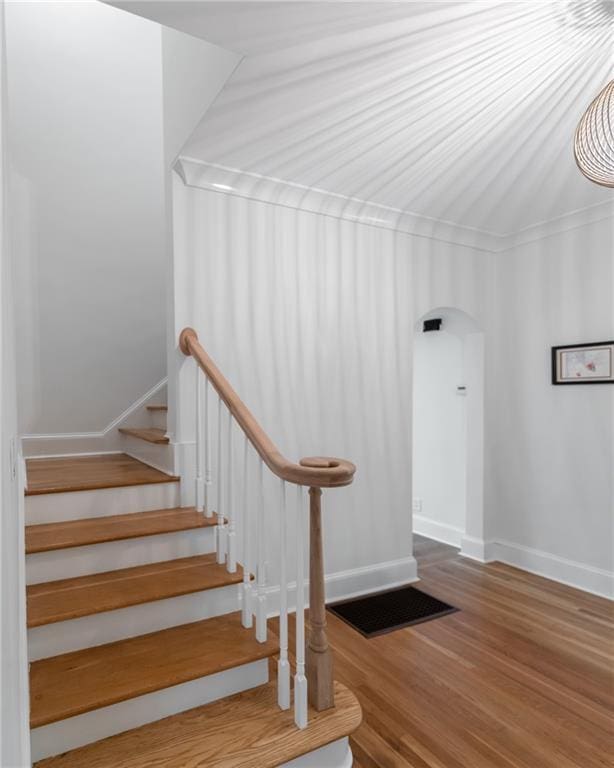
[180,328,356,489]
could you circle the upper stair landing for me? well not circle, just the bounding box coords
[26,454,178,495]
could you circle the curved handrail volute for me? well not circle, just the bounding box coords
[180,328,356,489]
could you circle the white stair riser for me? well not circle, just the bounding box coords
[281,738,353,768]
[30,658,269,762]
[29,582,244,660]
[25,482,180,524]
[149,410,167,430]
[26,527,216,584]
[122,435,174,475]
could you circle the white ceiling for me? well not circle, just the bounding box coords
[113,1,614,233]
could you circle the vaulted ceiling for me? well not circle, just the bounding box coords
[114,1,613,233]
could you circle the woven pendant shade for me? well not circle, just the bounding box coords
[574,80,614,187]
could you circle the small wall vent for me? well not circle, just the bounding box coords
[423,318,442,332]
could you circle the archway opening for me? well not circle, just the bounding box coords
[412,307,485,560]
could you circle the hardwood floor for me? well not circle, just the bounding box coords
[278,535,614,768]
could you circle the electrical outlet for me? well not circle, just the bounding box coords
[412,498,422,513]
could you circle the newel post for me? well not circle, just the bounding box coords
[306,486,334,711]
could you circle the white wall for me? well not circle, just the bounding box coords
[171,162,497,593]
[7,0,167,437]
[413,326,466,545]
[173,159,612,598]
[491,219,614,596]
[161,26,240,167]
[1,0,29,763]
[7,2,240,448]
[161,30,240,470]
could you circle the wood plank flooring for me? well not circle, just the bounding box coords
[277,536,614,768]
[25,454,178,495]
[34,681,361,767]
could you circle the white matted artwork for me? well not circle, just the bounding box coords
[552,341,614,385]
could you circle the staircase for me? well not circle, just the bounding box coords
[24,332,361,766]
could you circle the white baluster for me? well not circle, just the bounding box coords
[278,479,290,710]
[195,365,204,513]
[215,397,226,564]
[226,409,237,573]
[241,435,252,628]
[294,484,308,729]
[255,457,267,642]
[203,375,212,518]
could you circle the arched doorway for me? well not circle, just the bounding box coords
[412,307,486,560]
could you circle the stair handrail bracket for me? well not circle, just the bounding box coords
[180,326,356,721]
[179,328,356,489]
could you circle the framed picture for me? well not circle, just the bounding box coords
[552,341,614,385]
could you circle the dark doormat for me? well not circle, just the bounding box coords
[327,584,458,637]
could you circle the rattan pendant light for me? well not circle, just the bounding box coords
[574,80,614,187]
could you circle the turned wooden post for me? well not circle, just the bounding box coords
[306,486,334,711]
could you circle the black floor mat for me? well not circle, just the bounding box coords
[327,584,458,637]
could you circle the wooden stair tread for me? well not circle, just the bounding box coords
[118,427,169,444]
[25,507,216,554]
[25,454,178,496]
[146,404,168,411]
[27,554,243,627]
[34,680,361,766]
[30,612,278,728]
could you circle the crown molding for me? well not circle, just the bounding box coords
[176,157,614,253]
[176,157,502,253]
[502,200,614,250]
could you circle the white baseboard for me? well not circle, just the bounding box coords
[493,540,613,600]
[264,556,418,617]
[325,556,418,602]
[21,379,167,458]
[459,536,611,598]
[414,516,463,548]
[460,535,496,563]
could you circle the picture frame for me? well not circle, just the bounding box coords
[551,341,614,385]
